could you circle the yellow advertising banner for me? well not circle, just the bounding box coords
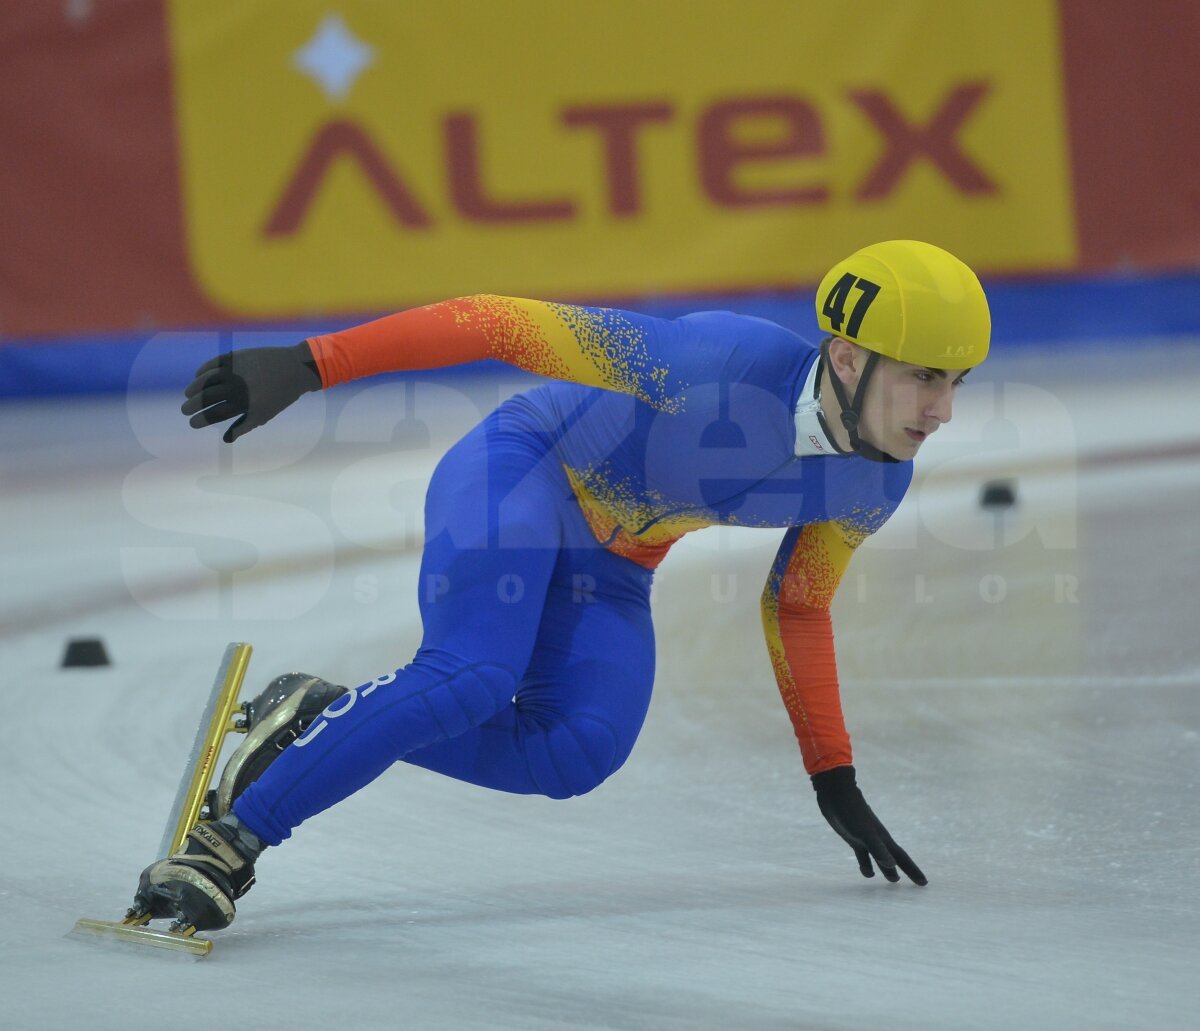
[167,1,1074,317]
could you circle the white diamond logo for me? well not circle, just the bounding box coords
[292,13,375,101]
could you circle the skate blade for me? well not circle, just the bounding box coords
[70,917,213,957]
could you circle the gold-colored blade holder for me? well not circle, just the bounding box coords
[71,642,253,957]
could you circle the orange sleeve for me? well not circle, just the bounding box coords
[307,298,496,387]
[760,520,865,775]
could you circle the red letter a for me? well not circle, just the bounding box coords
[263,119,432,236]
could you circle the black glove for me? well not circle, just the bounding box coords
[181,342,322,442]
[811,764,927,885]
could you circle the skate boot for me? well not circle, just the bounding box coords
[133,814,263,932]
[212,672,348,818]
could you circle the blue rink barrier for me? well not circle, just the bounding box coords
[1,271,1197,398]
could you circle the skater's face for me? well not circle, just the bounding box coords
[828,339,965,459]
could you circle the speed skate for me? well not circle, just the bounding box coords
[70,642,255,957]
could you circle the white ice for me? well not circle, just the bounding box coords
[1,341,1198,1030]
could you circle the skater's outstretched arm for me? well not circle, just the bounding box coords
[183,295,804,440]
[761,519,928,887]
[308,295,752,413]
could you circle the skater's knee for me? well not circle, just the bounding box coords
[530,713,624,800]
[424,660,517,737]
[458,661,518,713]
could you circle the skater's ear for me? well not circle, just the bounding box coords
[827,337,867,387]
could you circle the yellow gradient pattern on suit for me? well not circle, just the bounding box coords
[780,520,864,610]
[166,1,1073,318]
[478,298,687,414]
[565,467,765,568]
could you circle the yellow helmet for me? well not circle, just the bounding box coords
[815,240,990,370]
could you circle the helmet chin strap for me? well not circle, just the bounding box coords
[817,339,900,464]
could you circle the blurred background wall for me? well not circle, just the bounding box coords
[2,0,1198,395]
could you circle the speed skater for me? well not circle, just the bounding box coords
[136,240,990,932]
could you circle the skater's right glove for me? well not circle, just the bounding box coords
[811,764,928,886]
[181,342,322,442]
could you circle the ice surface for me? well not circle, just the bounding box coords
[1,343,1198,1030]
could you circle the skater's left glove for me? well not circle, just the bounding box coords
[811,764,927,886]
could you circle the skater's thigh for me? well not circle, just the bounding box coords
[519,544,657,744]
[416,407,572,670]
[422,402,570,552]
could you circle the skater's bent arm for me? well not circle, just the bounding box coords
[308,295,743,413]
[760,521,863,776]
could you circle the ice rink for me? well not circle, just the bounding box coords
[2,339,1198,1030]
